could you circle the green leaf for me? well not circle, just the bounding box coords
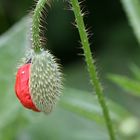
[121,0,140,45]
[130,64,140,81]
[108,74,140,97]
[60,88,129,124]
[0,17,30,140]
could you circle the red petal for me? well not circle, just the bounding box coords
[15,64,40,112]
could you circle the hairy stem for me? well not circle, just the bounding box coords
[121,0,140,45]
[70,0,116,139]
[32,0,50,53]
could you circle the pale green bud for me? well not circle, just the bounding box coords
[29,50,63,113]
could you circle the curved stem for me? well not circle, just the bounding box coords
[70,0,116,140]
[32,0,50,53]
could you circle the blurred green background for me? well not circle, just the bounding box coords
[0,0,140,140]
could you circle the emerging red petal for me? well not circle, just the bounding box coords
[15,63,40,112]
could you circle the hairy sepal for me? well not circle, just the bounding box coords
[29,50,63,113]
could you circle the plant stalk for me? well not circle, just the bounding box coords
[32,0,50,53]
[70,0,116,139]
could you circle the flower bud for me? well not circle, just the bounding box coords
[15,50,63,113]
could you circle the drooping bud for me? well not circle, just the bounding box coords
[15,49,63,113]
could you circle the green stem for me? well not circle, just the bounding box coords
[32,0,50,53]
[121,0,140,45]
[71,0,116,140]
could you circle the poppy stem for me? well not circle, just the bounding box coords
[70,0,116,140]
[32,0,50,53]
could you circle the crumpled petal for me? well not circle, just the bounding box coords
[15,63,40,112]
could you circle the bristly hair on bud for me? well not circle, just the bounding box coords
[29,50,63,113]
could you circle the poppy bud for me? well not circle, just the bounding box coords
[15,50,63,113]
